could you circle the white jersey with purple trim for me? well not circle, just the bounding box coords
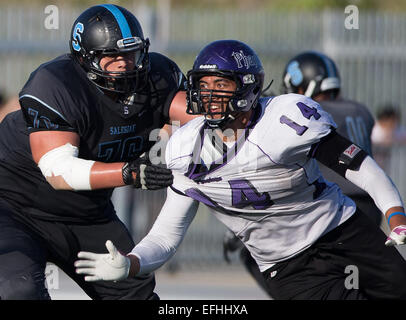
[165,93,356,271]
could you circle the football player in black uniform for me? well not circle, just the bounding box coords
[0,4,195,300]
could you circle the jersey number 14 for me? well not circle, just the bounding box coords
[280,102,321,135]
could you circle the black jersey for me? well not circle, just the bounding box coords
[0,53,185,223]
[319,97,375,196]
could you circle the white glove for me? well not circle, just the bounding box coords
[75,240,130,282]
[385,225,406,246]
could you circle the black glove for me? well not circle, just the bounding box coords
[122,154,173,190]
[223,229,244,263]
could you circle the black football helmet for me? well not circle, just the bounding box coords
[69,4,150,93]
[281,51,340,99]
[186,40,264,128]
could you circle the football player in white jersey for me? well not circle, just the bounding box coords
[75,40,406,299]
[223,50,384,298]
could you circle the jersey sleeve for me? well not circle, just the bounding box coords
[19,95,76,133]
[255,94,337,165]
[19,66,81,134]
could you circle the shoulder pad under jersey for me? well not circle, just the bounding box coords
[249,93,337,165]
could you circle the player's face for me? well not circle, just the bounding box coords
[198,75,237,120]
[99,52,137,74]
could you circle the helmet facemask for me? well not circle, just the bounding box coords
[187,70,261,128]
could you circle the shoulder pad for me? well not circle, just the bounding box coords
[250,93,336,165]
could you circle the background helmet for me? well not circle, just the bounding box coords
[186,39,265,127]
[281,51,340,99]
[69,4,150,93]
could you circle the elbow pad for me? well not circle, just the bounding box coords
[37,143,95,190]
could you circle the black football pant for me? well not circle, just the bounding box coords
[350,194,382,227]
[239,197,385,299]
[0,204,158,300]
[263,209,406,299]
[239,247,273,298]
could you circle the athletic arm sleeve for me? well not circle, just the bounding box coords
[128,187,199,274]
[311,131,402,213]
[345,155,404,214]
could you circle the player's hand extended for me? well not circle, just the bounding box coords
[122,153,173,190]
[75,240,130,282]
[385,225,406,246]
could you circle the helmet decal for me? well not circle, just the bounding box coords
[71,22,84,52]
[286,60,303,86]
[99,4,132,38]
[231,50,258,69]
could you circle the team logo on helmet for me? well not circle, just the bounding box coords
[231,50,257,69]
[71,22,84,52]
[286,60,303,86]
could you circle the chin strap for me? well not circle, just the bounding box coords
[205,113,236,129]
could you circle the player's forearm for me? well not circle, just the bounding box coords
[385,206,406,230]
[31,131,134,190]
[345,156,404,214]
[128,237,177,275]
[127,254,141,278]
[43,158,127,191]
[89,161,126,189]
[126,187,198,276]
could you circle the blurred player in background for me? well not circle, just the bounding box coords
[75,40,406,300]
[282,51,381,225]
[372,106,406,147]
[371,106,406,173]
[0,4,195,300]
